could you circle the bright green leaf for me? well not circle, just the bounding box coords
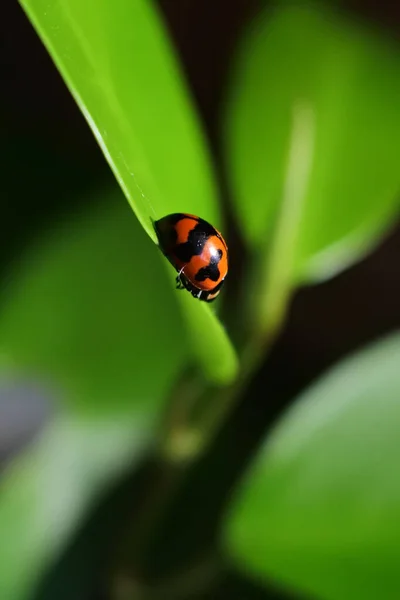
[19,0,220,238]
[225,331,400,600]
[19,0,237,384]
[224,4,400,330]
[0,191,187,600]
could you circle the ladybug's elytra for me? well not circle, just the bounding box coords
[154,213,228,302]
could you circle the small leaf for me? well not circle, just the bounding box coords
[0,192,187,600]
[225,332,400,600]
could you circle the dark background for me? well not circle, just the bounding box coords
[2,1,400,599]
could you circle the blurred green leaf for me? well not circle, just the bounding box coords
[224,4,400,329]
[175,293,238,385]
[0,192,187,600]
[225,332,400,600]
[19,0,237,385]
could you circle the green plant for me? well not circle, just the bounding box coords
[3,0,400,598]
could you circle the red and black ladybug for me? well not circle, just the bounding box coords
[154,213,228,302]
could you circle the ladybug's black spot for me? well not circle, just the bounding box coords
[178,264,225,302]
[195,248,223,283]
[154,214,186,250]
[174,220,217,262]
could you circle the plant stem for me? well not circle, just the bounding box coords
[163,101,315,459]
[113,103,316,594]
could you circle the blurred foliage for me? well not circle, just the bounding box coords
[224,4,400,334]
[226,331,400,600]
[3,0,400,598]
[0,193,188,599]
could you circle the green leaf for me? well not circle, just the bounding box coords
[19,0,237,384]
[176,293,238,385]
[19,0,219,238]
[225,332,400,600]
[0,192,187,600]
[224,4,400,329]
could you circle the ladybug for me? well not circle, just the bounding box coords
[154,213,228,302]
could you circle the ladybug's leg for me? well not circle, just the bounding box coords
[176,267,186,290]
[175,276,185,290]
